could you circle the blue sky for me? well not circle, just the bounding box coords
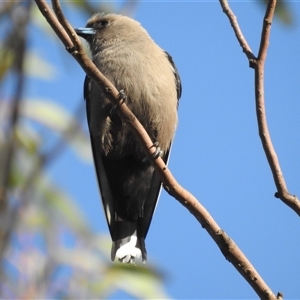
[29,1,300,299]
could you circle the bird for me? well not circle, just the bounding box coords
[75,13,181,263]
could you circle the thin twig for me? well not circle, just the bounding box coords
[255,0,300,215]
[35,0,73,51]
[220,0,300,217]
[34,0,281,298]
[219,0,256,67]
[52,0,81,49]
[257,0,276,61]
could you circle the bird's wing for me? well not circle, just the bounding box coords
[84,75,116,237]
[137,147,170,240]
[164,51,182,104]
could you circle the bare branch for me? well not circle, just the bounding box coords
[51,0,82,49]
[219,0,256,67]
[34,0,281,298]
[165,186,279,300]
[220,0,300,216]
[35,0,73,50]
[258,0,276,61]
[255,0,300,215]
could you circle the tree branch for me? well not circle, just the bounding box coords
[34,0,281,298]
[255,0,300,215]
[219,0,256,67]
[220,0,300,217]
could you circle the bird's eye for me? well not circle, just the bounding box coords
[98,20,109,28]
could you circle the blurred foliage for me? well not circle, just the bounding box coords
[0,1,167,299]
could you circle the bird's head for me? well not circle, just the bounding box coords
[75,13,150,55]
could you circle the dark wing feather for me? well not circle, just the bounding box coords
[164,51,182,103]
[84,75,116,237]
[137,149,170,239]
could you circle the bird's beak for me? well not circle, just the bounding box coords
[75,27,96,39]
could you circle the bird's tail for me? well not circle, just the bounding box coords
[111,232,147,264]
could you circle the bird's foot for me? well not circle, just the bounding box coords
[110,89,127,115]
[142,142,162,162]
[150,142,163,159]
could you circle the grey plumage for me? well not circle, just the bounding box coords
[75,13,181,263]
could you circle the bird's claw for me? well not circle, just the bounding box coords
[143,142,162,162]
[150,142,162,159]
[110,89,127,115]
